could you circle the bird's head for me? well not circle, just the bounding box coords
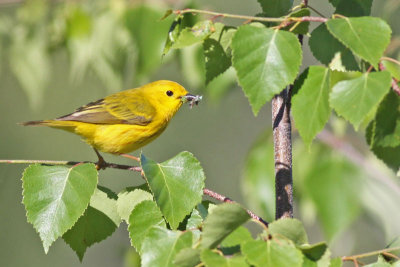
[145,80,202,118]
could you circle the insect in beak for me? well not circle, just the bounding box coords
[181,93,203,108]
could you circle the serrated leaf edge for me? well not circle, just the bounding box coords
[232,25,302,115]
[21,163,98,253]
[128,200,166,255]
[140,151,205,229]
[326,18,392,68]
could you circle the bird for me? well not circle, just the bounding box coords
[22,80,202,168]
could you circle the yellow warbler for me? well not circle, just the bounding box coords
[23,80,201,158]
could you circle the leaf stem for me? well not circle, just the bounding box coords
[0,158,269,228]
[174,9,328,23]
[382,251,400,260]
[342,246,400,262]
[381,56,400,66]
[307,4,326,18]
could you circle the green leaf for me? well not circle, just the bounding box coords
[22,163,98,253]
[292,66,331,146]
[363,257,392,267]
[172,20,214,49]
[117,188,153,221]
[221,226,253,248]
[232,25,302,114]
[329,70,363,88]
[86,187,120,225]
[128,200,166,252]
[326,17,391,68]
[203,23,236,85]
[367,91,400,148]
[299,242,328,261]
[201,203,250,249]
[302,245,332,267]
[141,152,205,229]
[141,227,193,267]
[328,0,340,7]
[163,16,182,55]
[62,188,120,261]
[368,145,400,172]
[97,185,118,200]
[304,156,361,239]
[334,0,373,17]
[174,248,201,267]
[309,23,358,71]
[242,239,303,267]
[282,8,310,35]
[382,60,400,80]
[186,208,203,229]
[209,23,236,51]
[330,71,392,130]
[242,130,275,222]
[197,201,213,219]
[201,249,249,267]
[184,209,202,243]
[257,0,293,17]
[269,218,308,246]
[329,257,343,267]
[203,38,231,84]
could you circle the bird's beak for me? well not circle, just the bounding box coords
[181,93,202,108]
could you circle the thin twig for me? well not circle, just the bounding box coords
[0,158,269,227]
[0,159,142,172]
[203,188,269,228]
[307,4,326,17]
[382,251,400,260]
[342,246,400,262]
[174,9,328,23]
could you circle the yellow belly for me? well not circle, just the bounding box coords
[47,120,166,154]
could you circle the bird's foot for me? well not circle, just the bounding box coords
[96,156,108,170]
[93,148,108,170]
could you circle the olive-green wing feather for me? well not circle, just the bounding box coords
[57,91,156,125]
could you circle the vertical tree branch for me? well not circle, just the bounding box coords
[272,88,293,219]
[272,0,309,220]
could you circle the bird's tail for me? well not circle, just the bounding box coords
[20,120,59,126]
[21,120,46,126]
[21,120,44,126]
[20,120,76,130]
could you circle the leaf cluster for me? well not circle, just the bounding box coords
[162,0,400,172]
[22,152,347,266]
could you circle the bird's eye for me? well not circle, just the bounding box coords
[166,90,174,97]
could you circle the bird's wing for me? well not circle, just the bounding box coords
[56,91,156,125]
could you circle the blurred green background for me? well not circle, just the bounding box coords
[0,0,399,266]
